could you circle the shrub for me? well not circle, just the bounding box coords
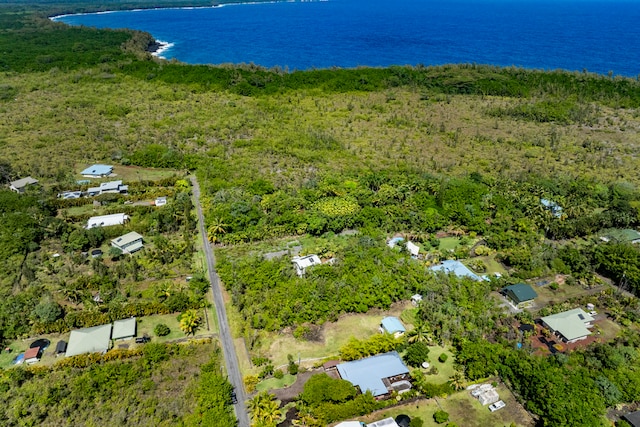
[549,282,559,290]
[403,341,431,367]
[438,353,448,363]
[244,375,259,393]
[274,369,284,379]
[154,323,170,336]
[410,418,424,427]
[433,410,449,424]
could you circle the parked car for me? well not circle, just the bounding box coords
[135,336,151,344]
[230,390,238,404]
[489,400,506,412]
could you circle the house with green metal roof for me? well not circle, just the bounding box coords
[541,308,594,343]
[600,229,640,244]
[502,283,538,308]
[66,324,112,357]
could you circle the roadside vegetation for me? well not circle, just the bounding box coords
[2,1,640,426]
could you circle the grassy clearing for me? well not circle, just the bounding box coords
[420,345,457,384]
[255,374,297,392]
[438,237,462,251]
[264,304,409,369]
[0,331,71,370]
[137,309,216,343]
[533,282,607,308]
[359,384,533,427]
[473,255,507,276]
[595,318,622,341]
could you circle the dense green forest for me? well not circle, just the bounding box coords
[2,1,640,426]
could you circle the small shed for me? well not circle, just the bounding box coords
[381,316,406,337]
[411,294,423,305]
[55,340,67,356]
[24,347,41,364]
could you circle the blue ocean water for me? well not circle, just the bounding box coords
[53,0,640,76]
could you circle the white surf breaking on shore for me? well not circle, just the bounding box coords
[151,40,175,59]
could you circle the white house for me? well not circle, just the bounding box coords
[86,213,129,229]
[111,231,144,254]
[292,254,322,277]
[9,177,38,193]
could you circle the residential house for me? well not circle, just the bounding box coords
[600,229,640,244]
[111,231,144,254]
[81,164,113,178]
[59,191,82,199]
[86,213,129,229]
[335,422,366,427]
[9,176,38,193]
[336,351,411,398]
[541,308,595,343]
[380,316,406,337]
[292,254,322,277]
[86,180,128,197]
[66,324,112,357]
[502,283,538,308]
[430,259,484,281]
[112,318,137,340]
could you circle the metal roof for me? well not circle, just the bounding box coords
[66,324,112,357]
[503,283,538,304]
[80,164,113,176]
[381,317,406,334]
[430,260,481,281]
[541,308,594,342]
[86,213,129,228]
[337,351,409,397]
[112,318,137,340]
[10,176,38,189]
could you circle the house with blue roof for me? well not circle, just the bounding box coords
[336,351,411,398]
[380,316,406,337]
[429,259,483,281]
[81,164,113,178]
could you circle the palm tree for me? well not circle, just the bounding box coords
[207,217,227,243]
[449,370,466,391]
[248,392,282,427]
[407,318,432,344]
[178,309,202,336]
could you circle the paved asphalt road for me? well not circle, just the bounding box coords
[191,176,250,427]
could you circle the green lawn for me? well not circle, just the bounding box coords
[438,237,463,251]
[359,384,534,427]
[470,255,507,276]
[137,308,217,343]
[264,304,409,370]
[418,345,457,384]
[255,374,297,392]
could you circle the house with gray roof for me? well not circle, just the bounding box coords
[502,283,538,308]
[111,231,143,254]
[336,351,411,398]
[541,308,594,343]
[9,176,38,193]
[86,180,128,197]
[66,324,112,357]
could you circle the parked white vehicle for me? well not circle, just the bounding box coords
[489,400,506,412]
